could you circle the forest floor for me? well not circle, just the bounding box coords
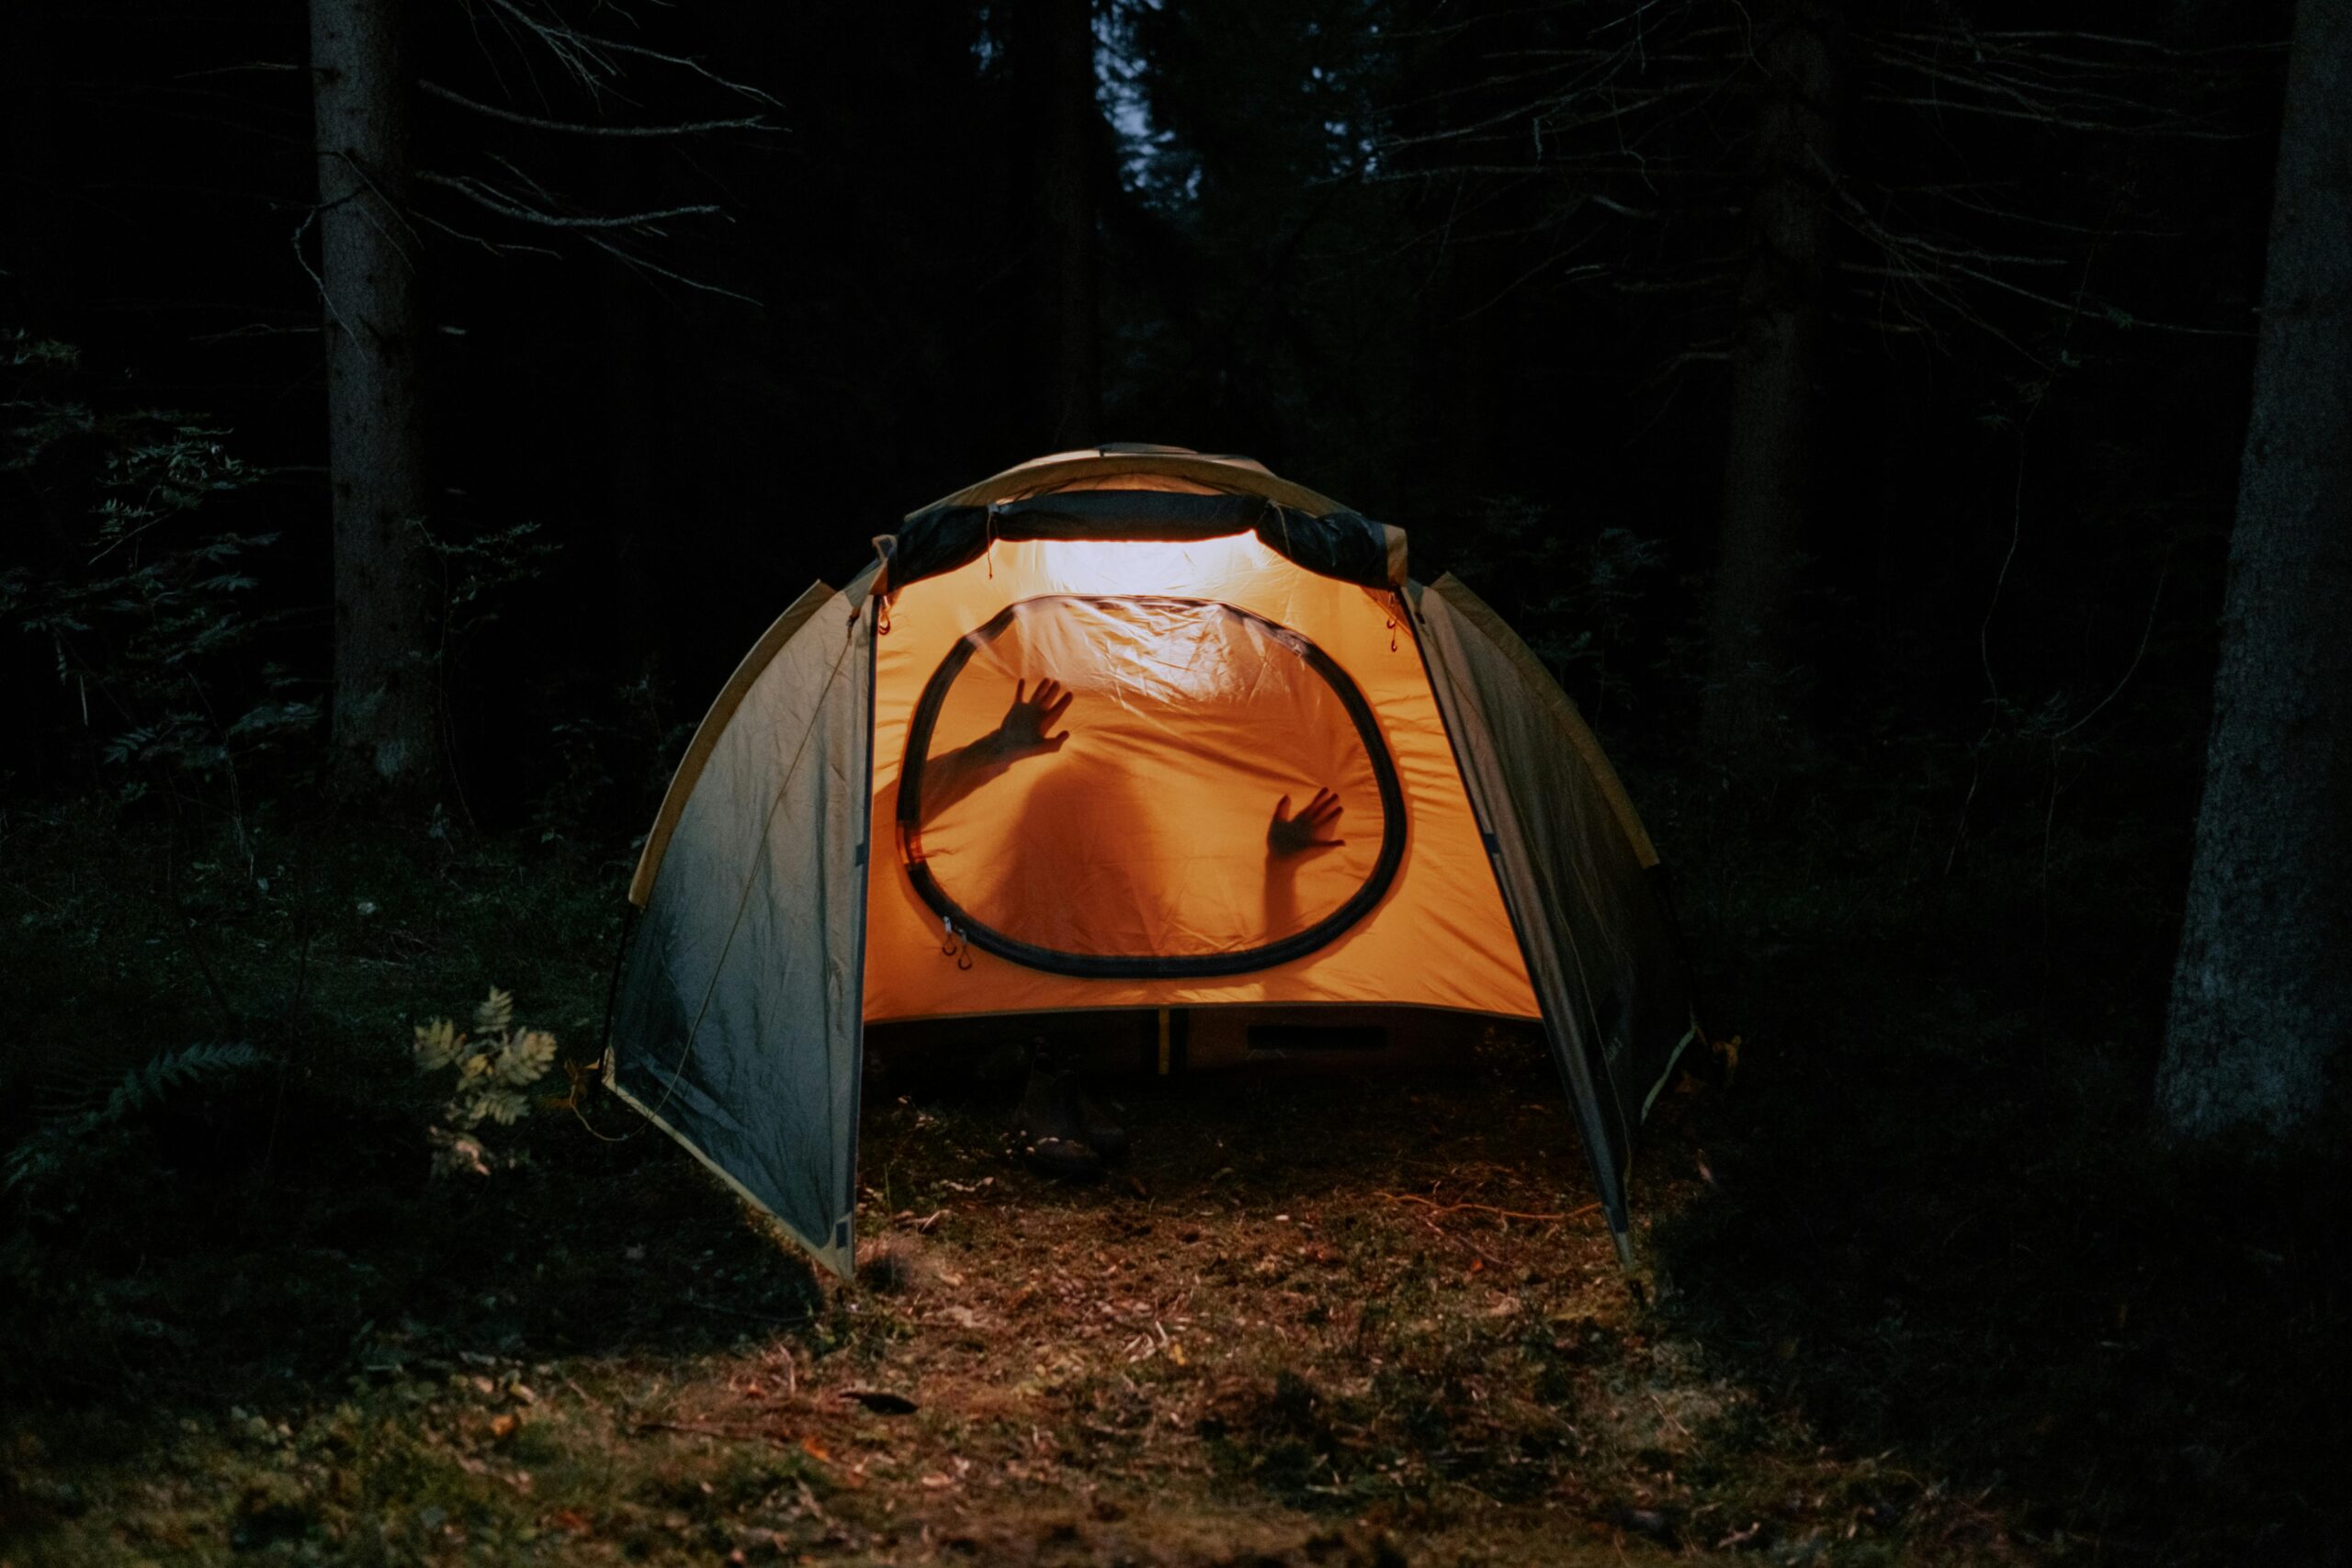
[1,799,2345,1567]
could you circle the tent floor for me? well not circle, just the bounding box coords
[865,1003,1530,1086]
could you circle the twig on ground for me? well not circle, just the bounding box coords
[1378,1192,1601,1224]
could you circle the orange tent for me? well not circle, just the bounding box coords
[609,446,1695,1275]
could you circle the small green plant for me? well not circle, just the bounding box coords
[413,987,557,1178]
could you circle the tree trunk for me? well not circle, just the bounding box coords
[310,0,439,796]
[2157,0,2352,1142]
[1702,0,1840,758]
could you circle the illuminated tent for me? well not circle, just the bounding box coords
[607,446,1697,1276]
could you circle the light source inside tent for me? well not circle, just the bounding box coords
[900,594,1399,967]
[1012,536,1222,596]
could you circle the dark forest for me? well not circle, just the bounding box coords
[3,1,2346,1563]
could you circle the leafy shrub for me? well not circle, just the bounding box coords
[2,330,310,844]
[413,987,557,1177]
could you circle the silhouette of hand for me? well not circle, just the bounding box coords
[991,677,1074,762]
[1268,787,1345,859]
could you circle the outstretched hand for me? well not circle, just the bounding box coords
[1267,787,1346,859]
[991,677,1075,762]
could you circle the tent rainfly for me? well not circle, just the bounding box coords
[607,446,1698,1277]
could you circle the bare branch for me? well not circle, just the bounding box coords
[189,322,322,343]
[414,169,724,229]
[582,234,762,306]
[418,79,773,137]
[174,62,300,79]
[472,0,779,107]
[412,209,563,260]
[1889,28,2284,59]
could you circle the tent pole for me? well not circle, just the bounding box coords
[1612,1228,1638,1272]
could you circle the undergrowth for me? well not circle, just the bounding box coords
[0,739,2343,1564]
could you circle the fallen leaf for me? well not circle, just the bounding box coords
[489,1413,520,1443]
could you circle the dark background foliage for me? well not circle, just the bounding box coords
[2,0,2283,832]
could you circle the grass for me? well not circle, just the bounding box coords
[0,785,2344,1566]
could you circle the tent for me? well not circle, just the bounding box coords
[606,446,1697,1277]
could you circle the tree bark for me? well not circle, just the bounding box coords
[2157,0,2352,1141]
[311,0,439,796]
[1702,0,1840,757]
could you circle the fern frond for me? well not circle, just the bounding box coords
[96,1042,262,1124]
[5,1041,262,1194]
